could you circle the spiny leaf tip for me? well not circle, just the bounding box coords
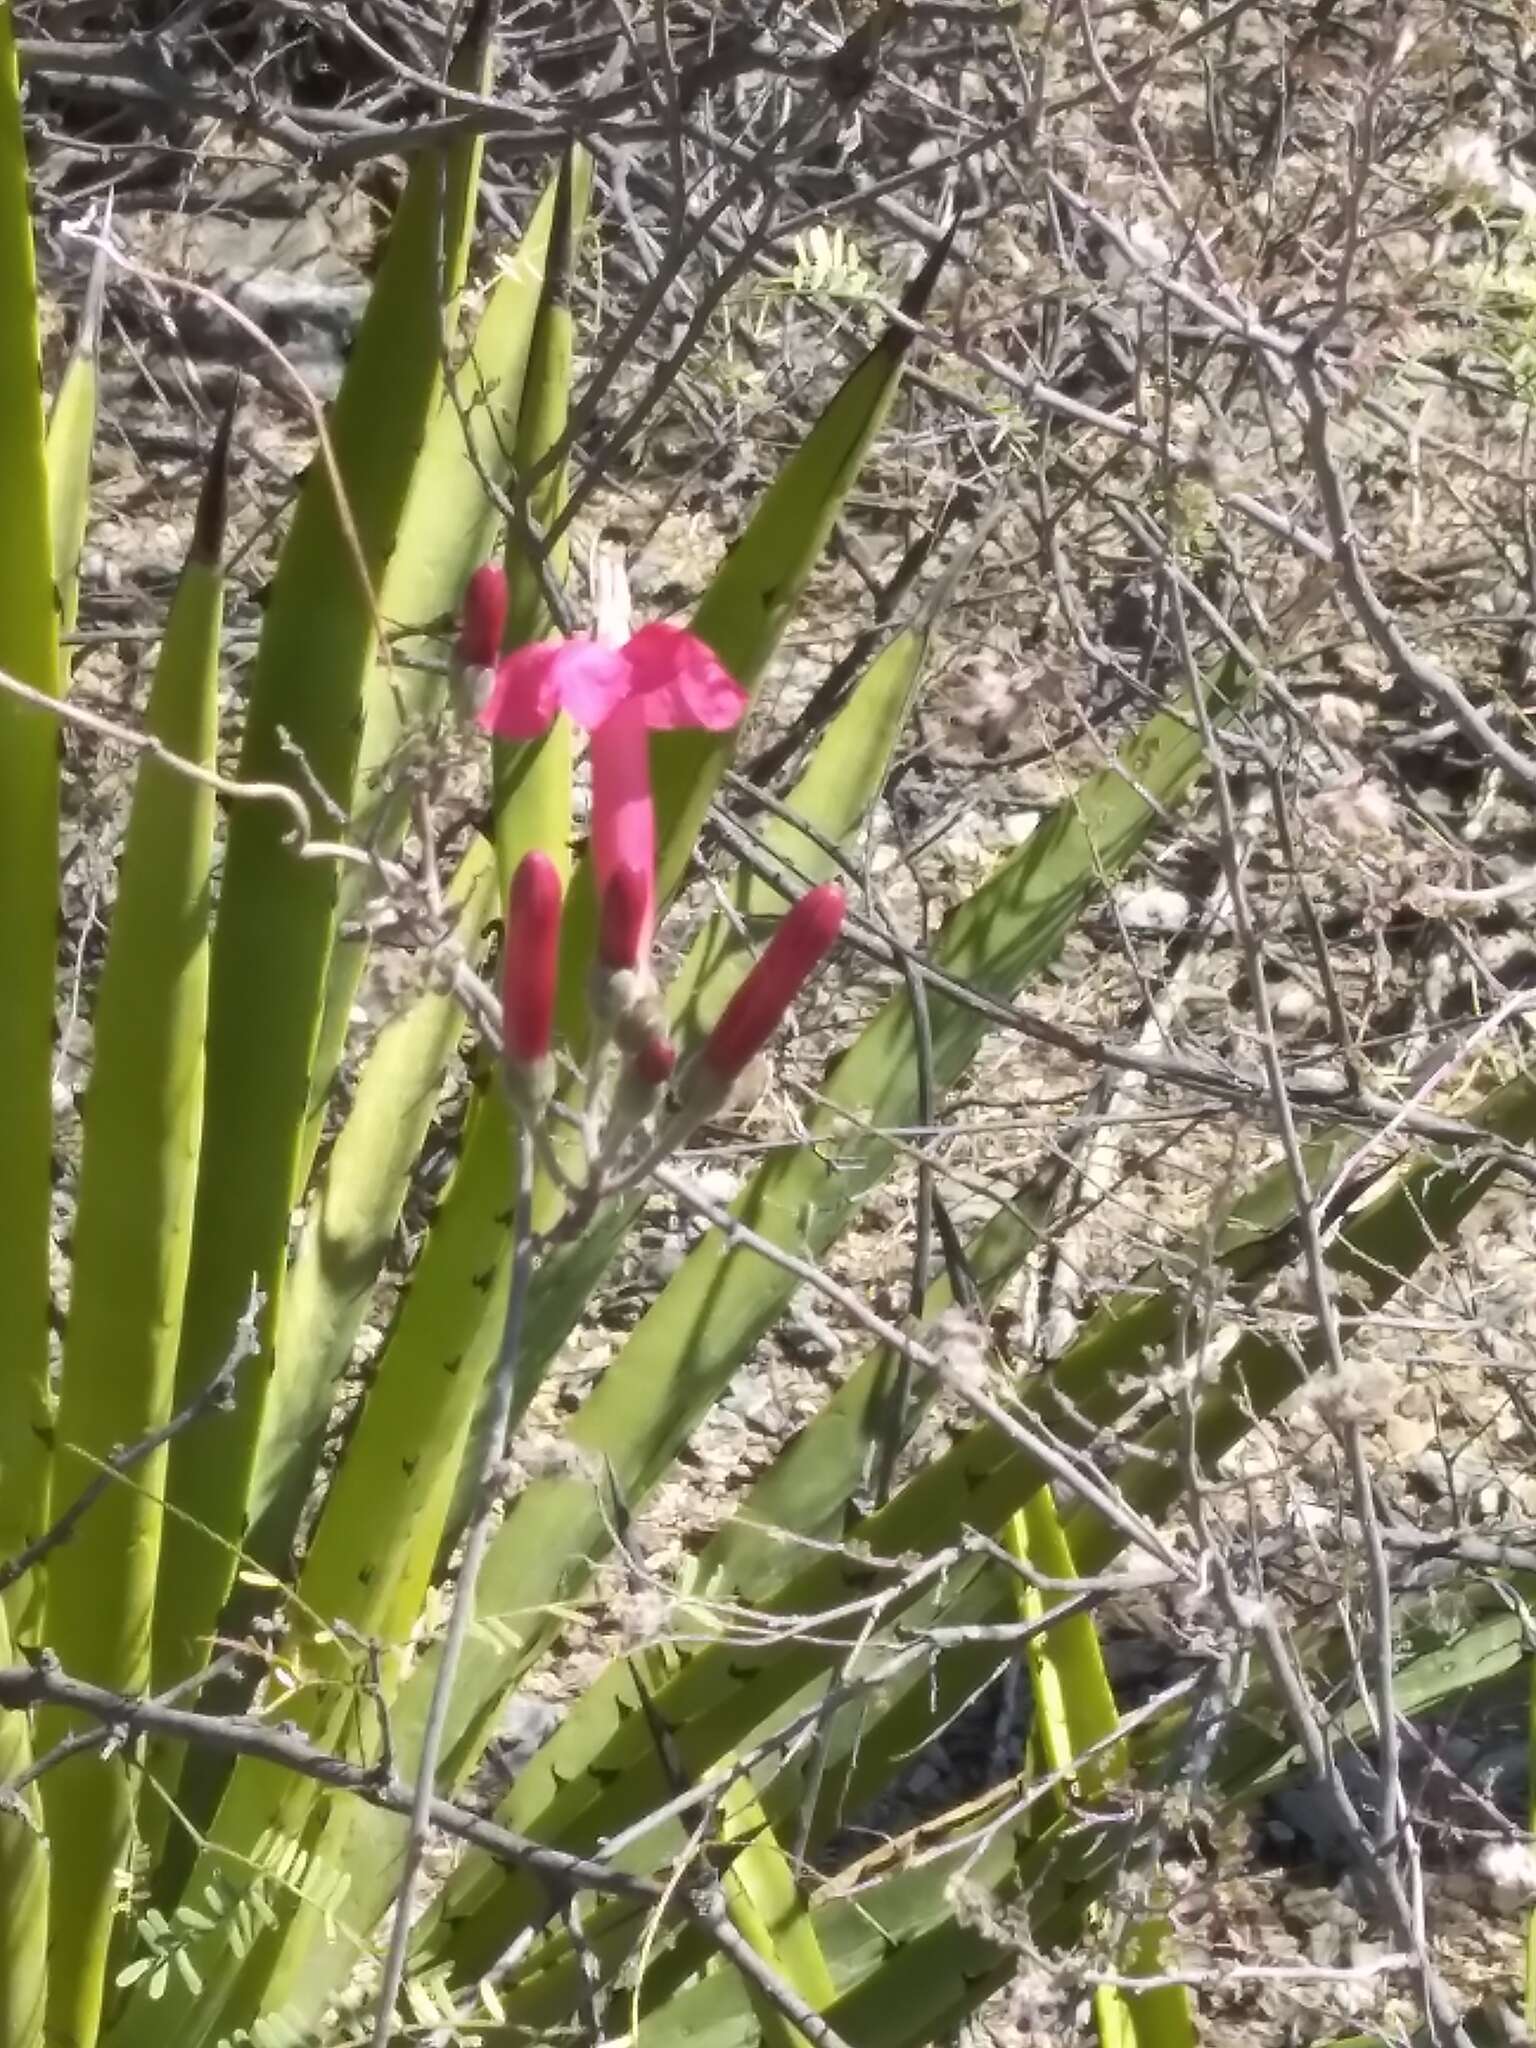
[191,390,237,567]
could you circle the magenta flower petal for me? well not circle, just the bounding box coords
[588,698,656,961]
[502,851,563,1066]
[701,884,846,1084]
[478,643,564,740]
[623,624,748,732]
[547,640,637,731]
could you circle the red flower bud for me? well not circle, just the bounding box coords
[502,851,562,1066]
[599,860,650,972]
[632,1032,676,1089]
[458,563,508,670]
[701,884,845,1084]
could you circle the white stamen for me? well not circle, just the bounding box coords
[591,539,633,648]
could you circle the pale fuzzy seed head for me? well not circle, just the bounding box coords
[1311,775,1398,843]
[515,1431,603,1484]
[1226,1592,1270,1633]
[1479,1840,1536,1912]
[930,1307,993,1396]
[1439,130,1536,215]
[1308,1357,1400,1428]
[622,1587,674,1651]
[1314,692,1369,745]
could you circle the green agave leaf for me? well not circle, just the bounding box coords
[1012,1489,1124,1800]
[150,27,491,1721]
[302,155,580,1172]
[659,238,951,897]
[39,414,229,2048]
[114,739,572,2048]
[1007,1487,1191,2048]
[303,137,594,1668]
[491,147,589,893]
[716,1769,838,2048]
[0,1588,46,2048]
[46,228,105,673]
[248,836,499,1570]
[0,0,60,1628]
[498,148,584,648]
[414,646,1262,1978]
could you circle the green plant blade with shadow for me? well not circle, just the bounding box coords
[39,414,229,2048]
[150,10,493,1724]
[0,0,60,1628]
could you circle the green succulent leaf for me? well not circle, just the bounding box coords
[45,231,105,673]
[0,0,60,1629]
[0,1587,46,2048]
[39,411,229,2048]
[150,53,492,1726]
[249,838,500,1571]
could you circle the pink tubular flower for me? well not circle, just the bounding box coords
[470,548,748,968]
[589,704,658,961]
[502,851,563,1069]
[700,884,846,1086]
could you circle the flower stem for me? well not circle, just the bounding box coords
[370,1111,537,2045]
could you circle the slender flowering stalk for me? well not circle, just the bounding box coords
[692,884,847,1099]
[602,1028,678,1165]
[501,851,562,1078]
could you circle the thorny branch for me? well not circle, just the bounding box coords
[0,1652,859,2048]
